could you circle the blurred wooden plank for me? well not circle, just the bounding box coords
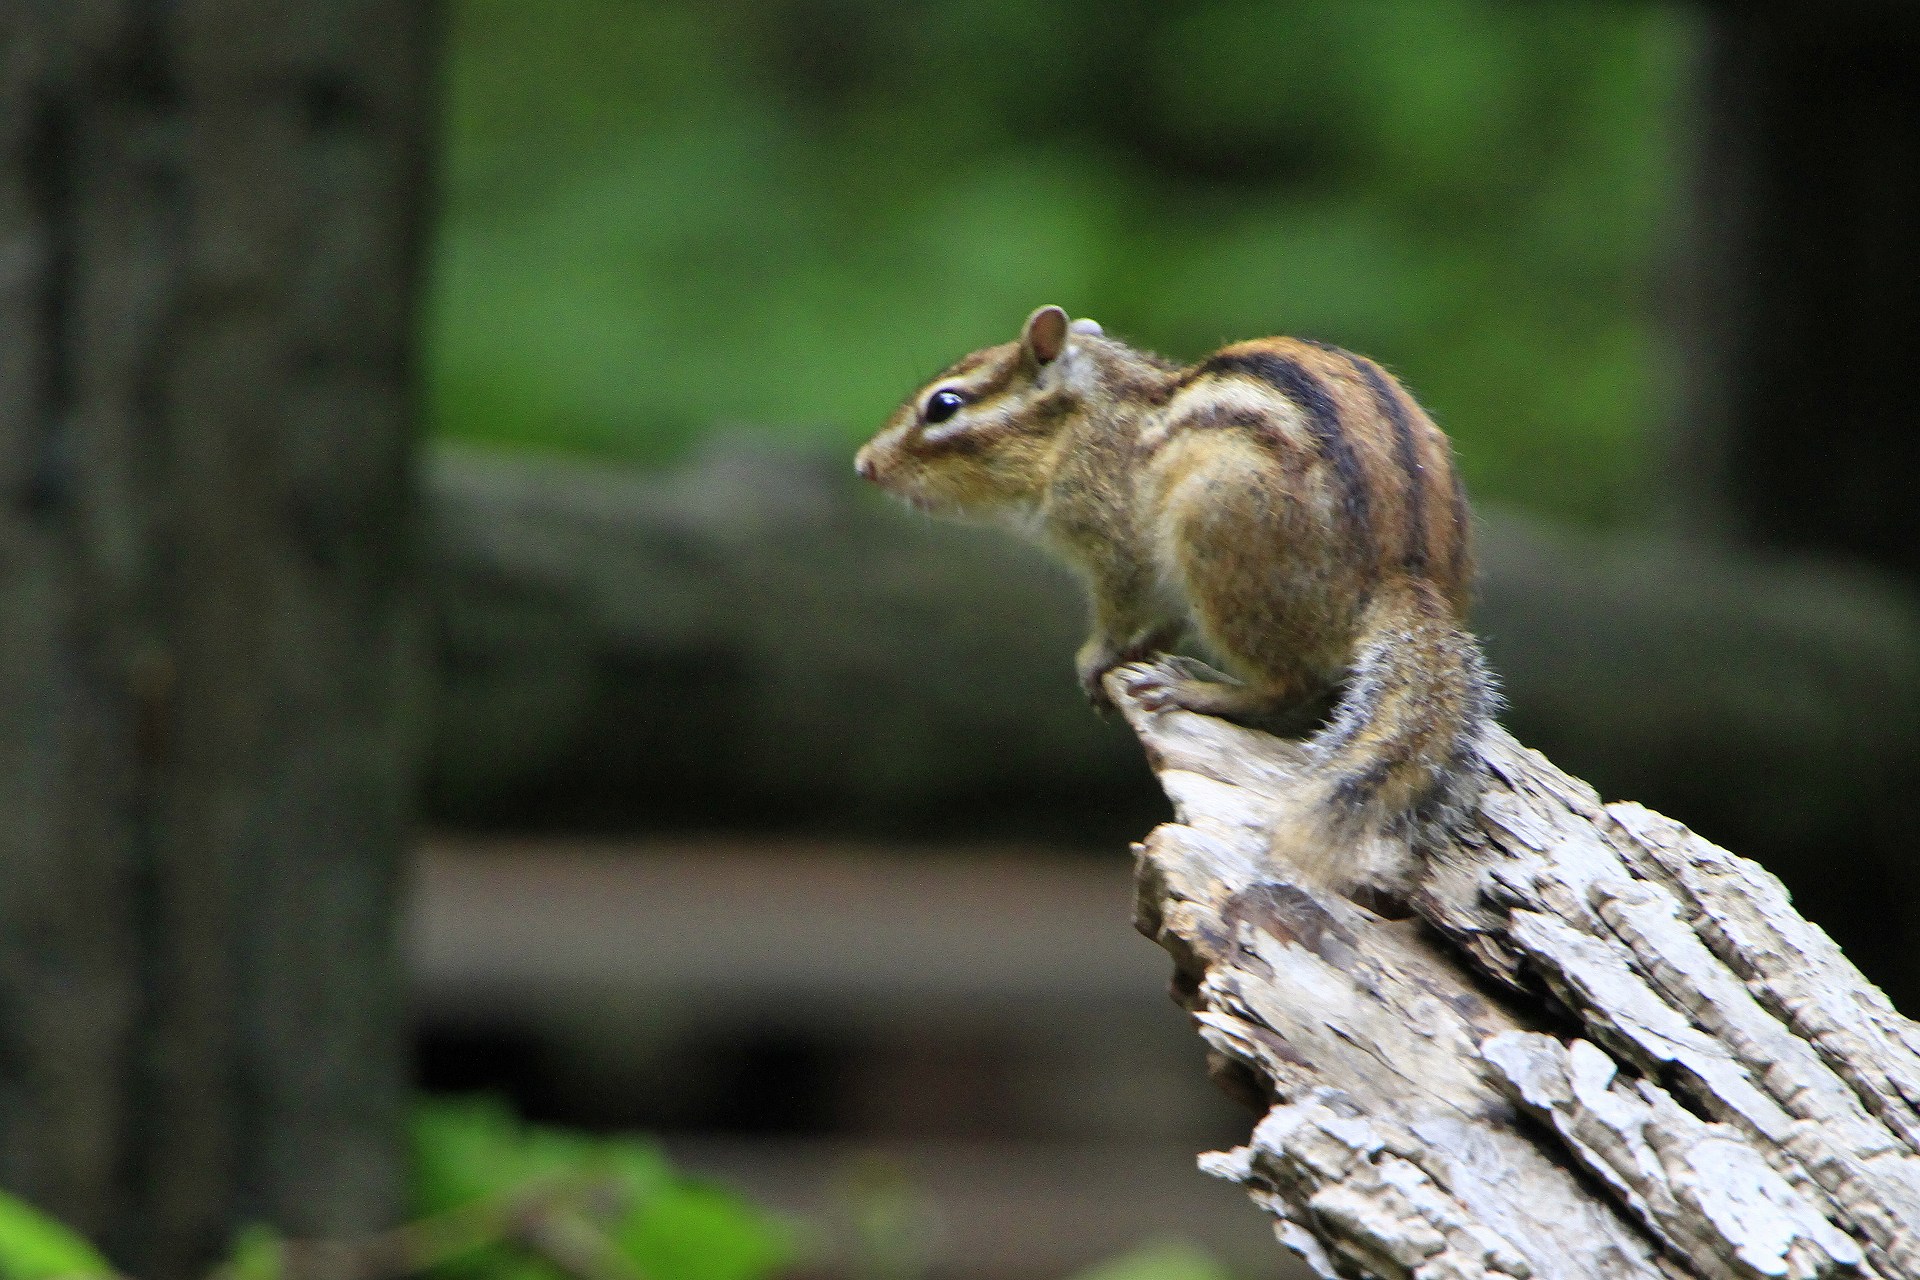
[409,839,1170,1019]
[409,840,1282,1277]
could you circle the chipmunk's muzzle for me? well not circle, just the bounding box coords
[855,436,907,488]
[852,441,944,514]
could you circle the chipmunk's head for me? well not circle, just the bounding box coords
[855,305,1111,519]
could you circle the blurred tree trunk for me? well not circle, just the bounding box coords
[1673,5,1920,572]
[1668,0,1920,1004]
[0,4,435,1277]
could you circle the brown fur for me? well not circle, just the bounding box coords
[855,307,1495,890]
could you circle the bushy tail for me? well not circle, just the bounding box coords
[1274,578,1498,889]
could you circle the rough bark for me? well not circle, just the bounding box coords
[0,5,433,1276]
[1115,666,1920,1279]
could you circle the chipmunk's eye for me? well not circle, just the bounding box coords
[924,389,968,424]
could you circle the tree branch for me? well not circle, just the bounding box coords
[1114,659,1920,1280]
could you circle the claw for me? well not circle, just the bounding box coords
[1137,689,1177,712]
[1080,670,1118,714]
[1112,660,1179,712]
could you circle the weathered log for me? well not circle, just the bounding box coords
[1115,663,1920,1279]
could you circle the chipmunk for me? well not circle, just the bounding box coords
[854,306,1495,888]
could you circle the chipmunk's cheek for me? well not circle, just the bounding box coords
[859,458,935,511]
[900,476,964,516]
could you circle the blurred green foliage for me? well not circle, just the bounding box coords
[1066,1240,1234,1280]
[413,1098,794,1280]
[0,1192,111,1280]
[0,1105,1240,1280]
[0,1103,795,1280]
[0,1105,1244,1280]
[433,0,1689,523]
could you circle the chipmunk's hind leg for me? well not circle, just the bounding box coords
[1138,441,1341,730]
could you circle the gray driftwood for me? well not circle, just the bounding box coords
[1114,665,1920,1280]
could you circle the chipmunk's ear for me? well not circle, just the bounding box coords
[1022,305,1070,365]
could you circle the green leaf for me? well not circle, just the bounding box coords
[413,1095,675,1214]
[223,1225,283,1280]
[1068,1239,1236,1280]
[412,1097,793,1280]
[0,1192,112,1280]
[615,1182,794,1280]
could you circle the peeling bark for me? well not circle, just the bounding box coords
[1114,663,1920,1280]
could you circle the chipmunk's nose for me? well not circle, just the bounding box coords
[854,448,878,482]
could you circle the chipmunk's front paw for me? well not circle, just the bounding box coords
[1117,663,1224,714]
[1077,629,1180,712]
[1113,659,1289,725]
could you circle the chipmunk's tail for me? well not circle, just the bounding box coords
[1275,578,1498,889]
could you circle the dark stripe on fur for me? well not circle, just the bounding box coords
[915,389,1074,456]
[1198,351,1372,545]
[971,350,1022,401]
[935,350,992,381]
[1310,627,1393,760]
[1354,358,1428,571]
[1329,759,1393,812]
[913,427,990,458]
[1164,402,1271,436]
